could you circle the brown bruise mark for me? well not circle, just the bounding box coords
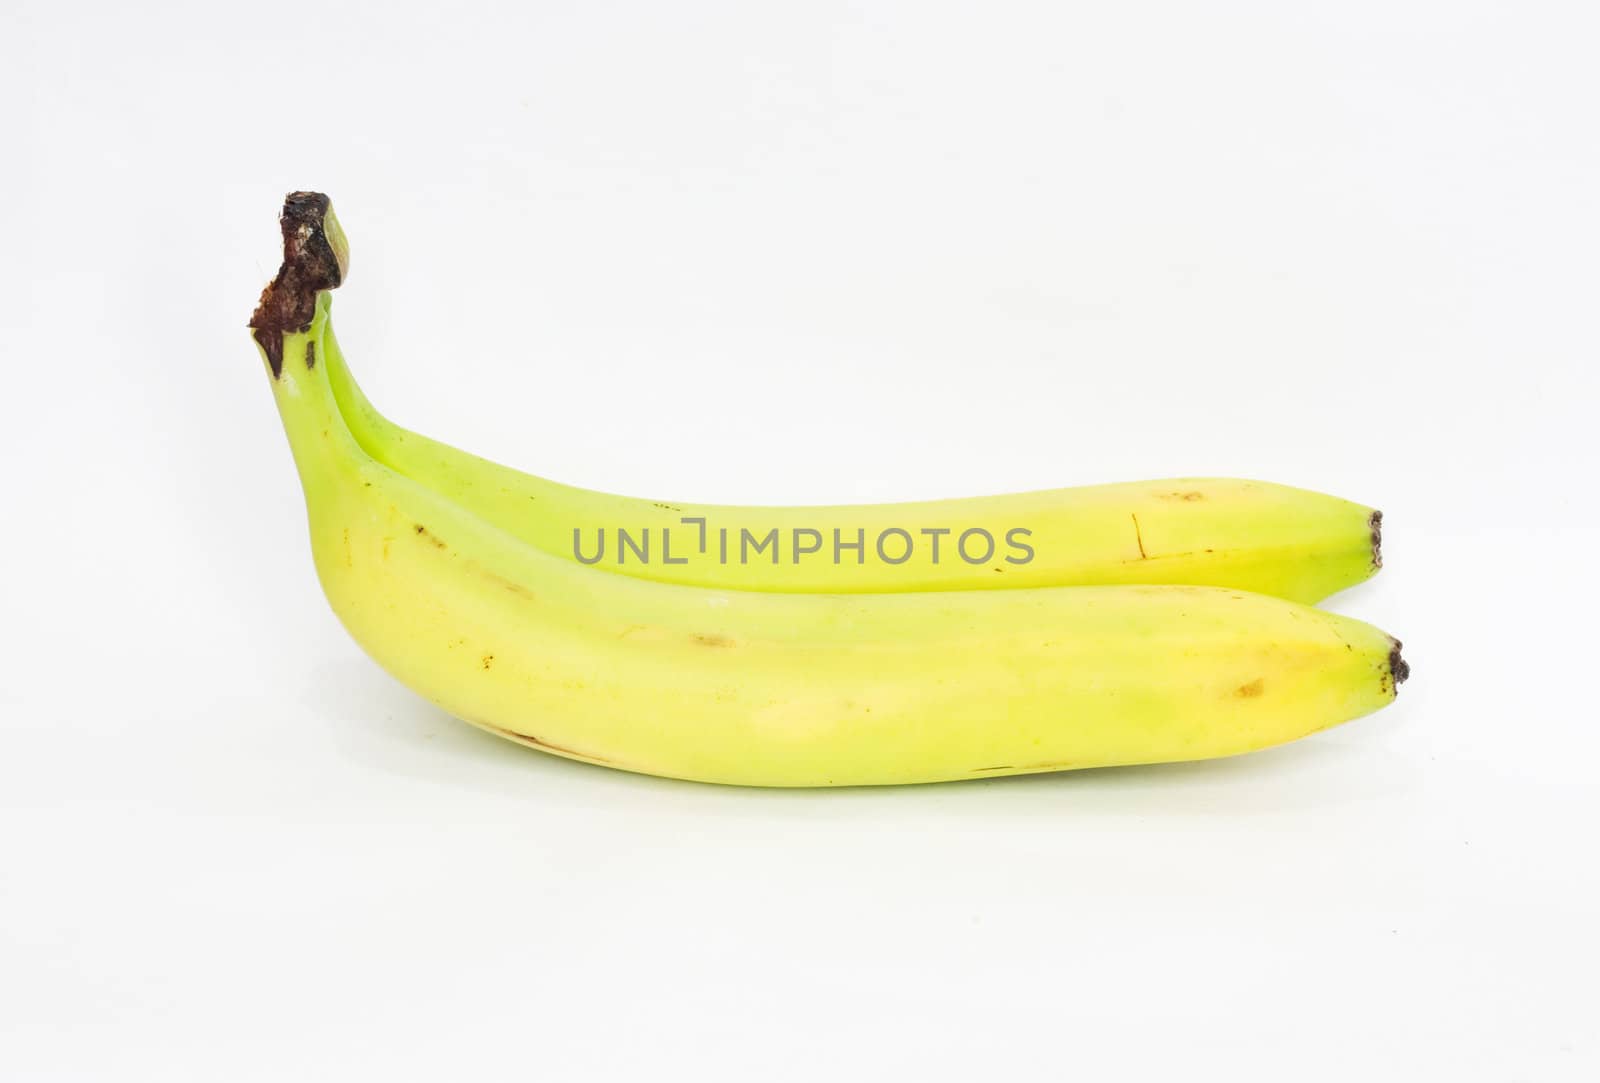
[413,524,447,549]
[461,557,536,600]
[693,633,736,648]
[481,654,494,670]
[1370,510,1384,570]
[652,502,683,512]
[305,340,316,370]
[975,760,1076,774]
[1158,490,1206,501]
[1121,549,1207,565]
[1325,624,1355,653]
[492,574,535,599]
[1235,678,1265,698]
[249,192,345,378]
[1131,513,1148,559]
[474,720,613,764]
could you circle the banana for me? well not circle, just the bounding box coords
[251,193,1407,787]
[322,316,1381,603]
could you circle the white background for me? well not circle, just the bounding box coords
[4,1,1597,1078]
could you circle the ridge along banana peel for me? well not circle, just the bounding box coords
[252,193,1408,787]
[320,302,1381,603]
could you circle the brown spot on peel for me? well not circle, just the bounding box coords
[693,633,735,648]
[1131,514,1147,560]
[1235,678,1265,698]
[249,192,347,378]
[474,720,612,764]
[491,574,535,599]
[975,760,1076,773]
[413,524,447,549]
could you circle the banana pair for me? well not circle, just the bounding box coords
[252,193,1406,787]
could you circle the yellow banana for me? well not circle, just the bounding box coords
[323,320,1380,603]
[252,193,1407,787]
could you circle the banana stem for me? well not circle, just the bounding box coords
[249,192,347,377]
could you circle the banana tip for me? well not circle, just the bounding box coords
[1369,510,1383,570]
[1388,639,1410,689]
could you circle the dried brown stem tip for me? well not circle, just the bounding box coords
[1389,640,1410,687]
[249,192,347,377]
[1369,510,1383,570]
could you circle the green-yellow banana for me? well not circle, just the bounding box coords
[252,193,1406,787]
[323,323,1380,603]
